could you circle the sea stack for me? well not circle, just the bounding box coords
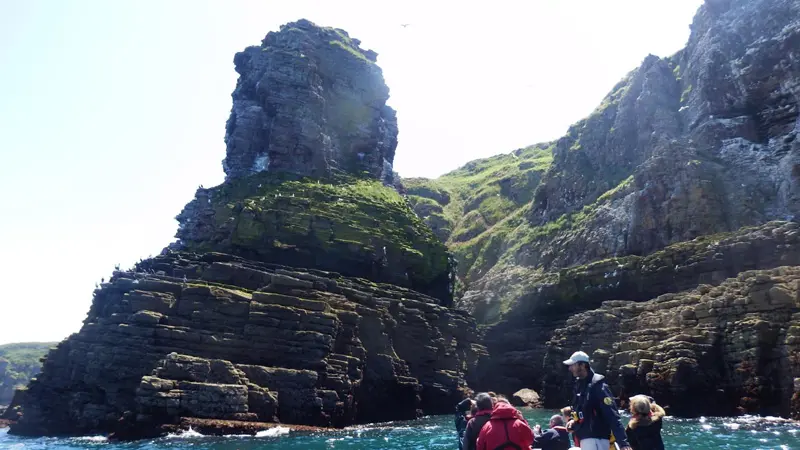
[7,20,488,438]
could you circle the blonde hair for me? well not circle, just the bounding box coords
[627,395,665,429]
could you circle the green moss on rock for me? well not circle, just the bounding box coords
[403,143,553,244]
[176,172,451,301]
[401,144,553,282]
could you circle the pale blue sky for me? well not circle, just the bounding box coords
[0,0,703,344]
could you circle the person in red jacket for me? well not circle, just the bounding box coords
[476,401,534,450]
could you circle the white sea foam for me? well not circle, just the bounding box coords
[255,426,291,437]
[74,435,108,442]
[326,436,354,443]
[166,426,204,439]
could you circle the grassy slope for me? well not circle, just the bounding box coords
[402,144,554,287]
[400,70,644,305]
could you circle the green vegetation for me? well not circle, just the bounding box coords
[328,40,372,64]
[597,175,634,203]
[681,84,693,103]
[402,144,554,280]
[404,67,649,291]
[330,28,354,46]
[0,342,56,404]
[590,74,633,118]
[405,143,553,238]
[181,172,449,296]
[411,154,636,284]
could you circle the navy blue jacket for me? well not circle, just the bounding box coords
[571,370,629,447]
[533,425,571,450]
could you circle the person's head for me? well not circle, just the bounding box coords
[495,395,509,405]
[475,393,493,411]
[549,414,564,428]
[560,406,573,421]
[470,402,478,416]
[563,351,591,378]
[629,395,652,417]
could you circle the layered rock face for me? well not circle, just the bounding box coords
[542,265,800,418]
[222,19,398,183]
[11,252,487,436]
[460,0,800,319]
[9,20,481,438]
[479,221,800,398]
[405,0,800,417]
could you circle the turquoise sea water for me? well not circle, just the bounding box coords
[2,409,799,449]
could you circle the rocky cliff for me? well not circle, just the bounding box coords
[10,253,486,436]
[542,264,800,418]
[408,0,800,417]
[8,20,485,438]
[222,19,398,183]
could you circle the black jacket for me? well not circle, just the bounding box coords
[626,418,665,450]
[533,425,571,450]
[456,412,469,450]
[571,370,629,447]
[461,409,492,450]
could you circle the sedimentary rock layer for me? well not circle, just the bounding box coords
[478,221,800,397]
[10,252,487,436]
[542,265,800,418]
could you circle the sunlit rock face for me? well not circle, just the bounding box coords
[448,0,800,418]
[6,19,482,439]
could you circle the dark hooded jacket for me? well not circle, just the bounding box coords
[533,425,571,450]
[456,399,472,450]
[462,409,492,450]
[625,404,666,450]
[571,370,630,447]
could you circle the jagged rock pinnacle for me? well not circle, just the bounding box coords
[222,19,398,184]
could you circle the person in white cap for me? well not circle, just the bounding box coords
[562,351,631,450]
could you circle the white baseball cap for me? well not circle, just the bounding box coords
[563,351,590,365]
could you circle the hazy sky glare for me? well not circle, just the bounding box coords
[0,0,704,344]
